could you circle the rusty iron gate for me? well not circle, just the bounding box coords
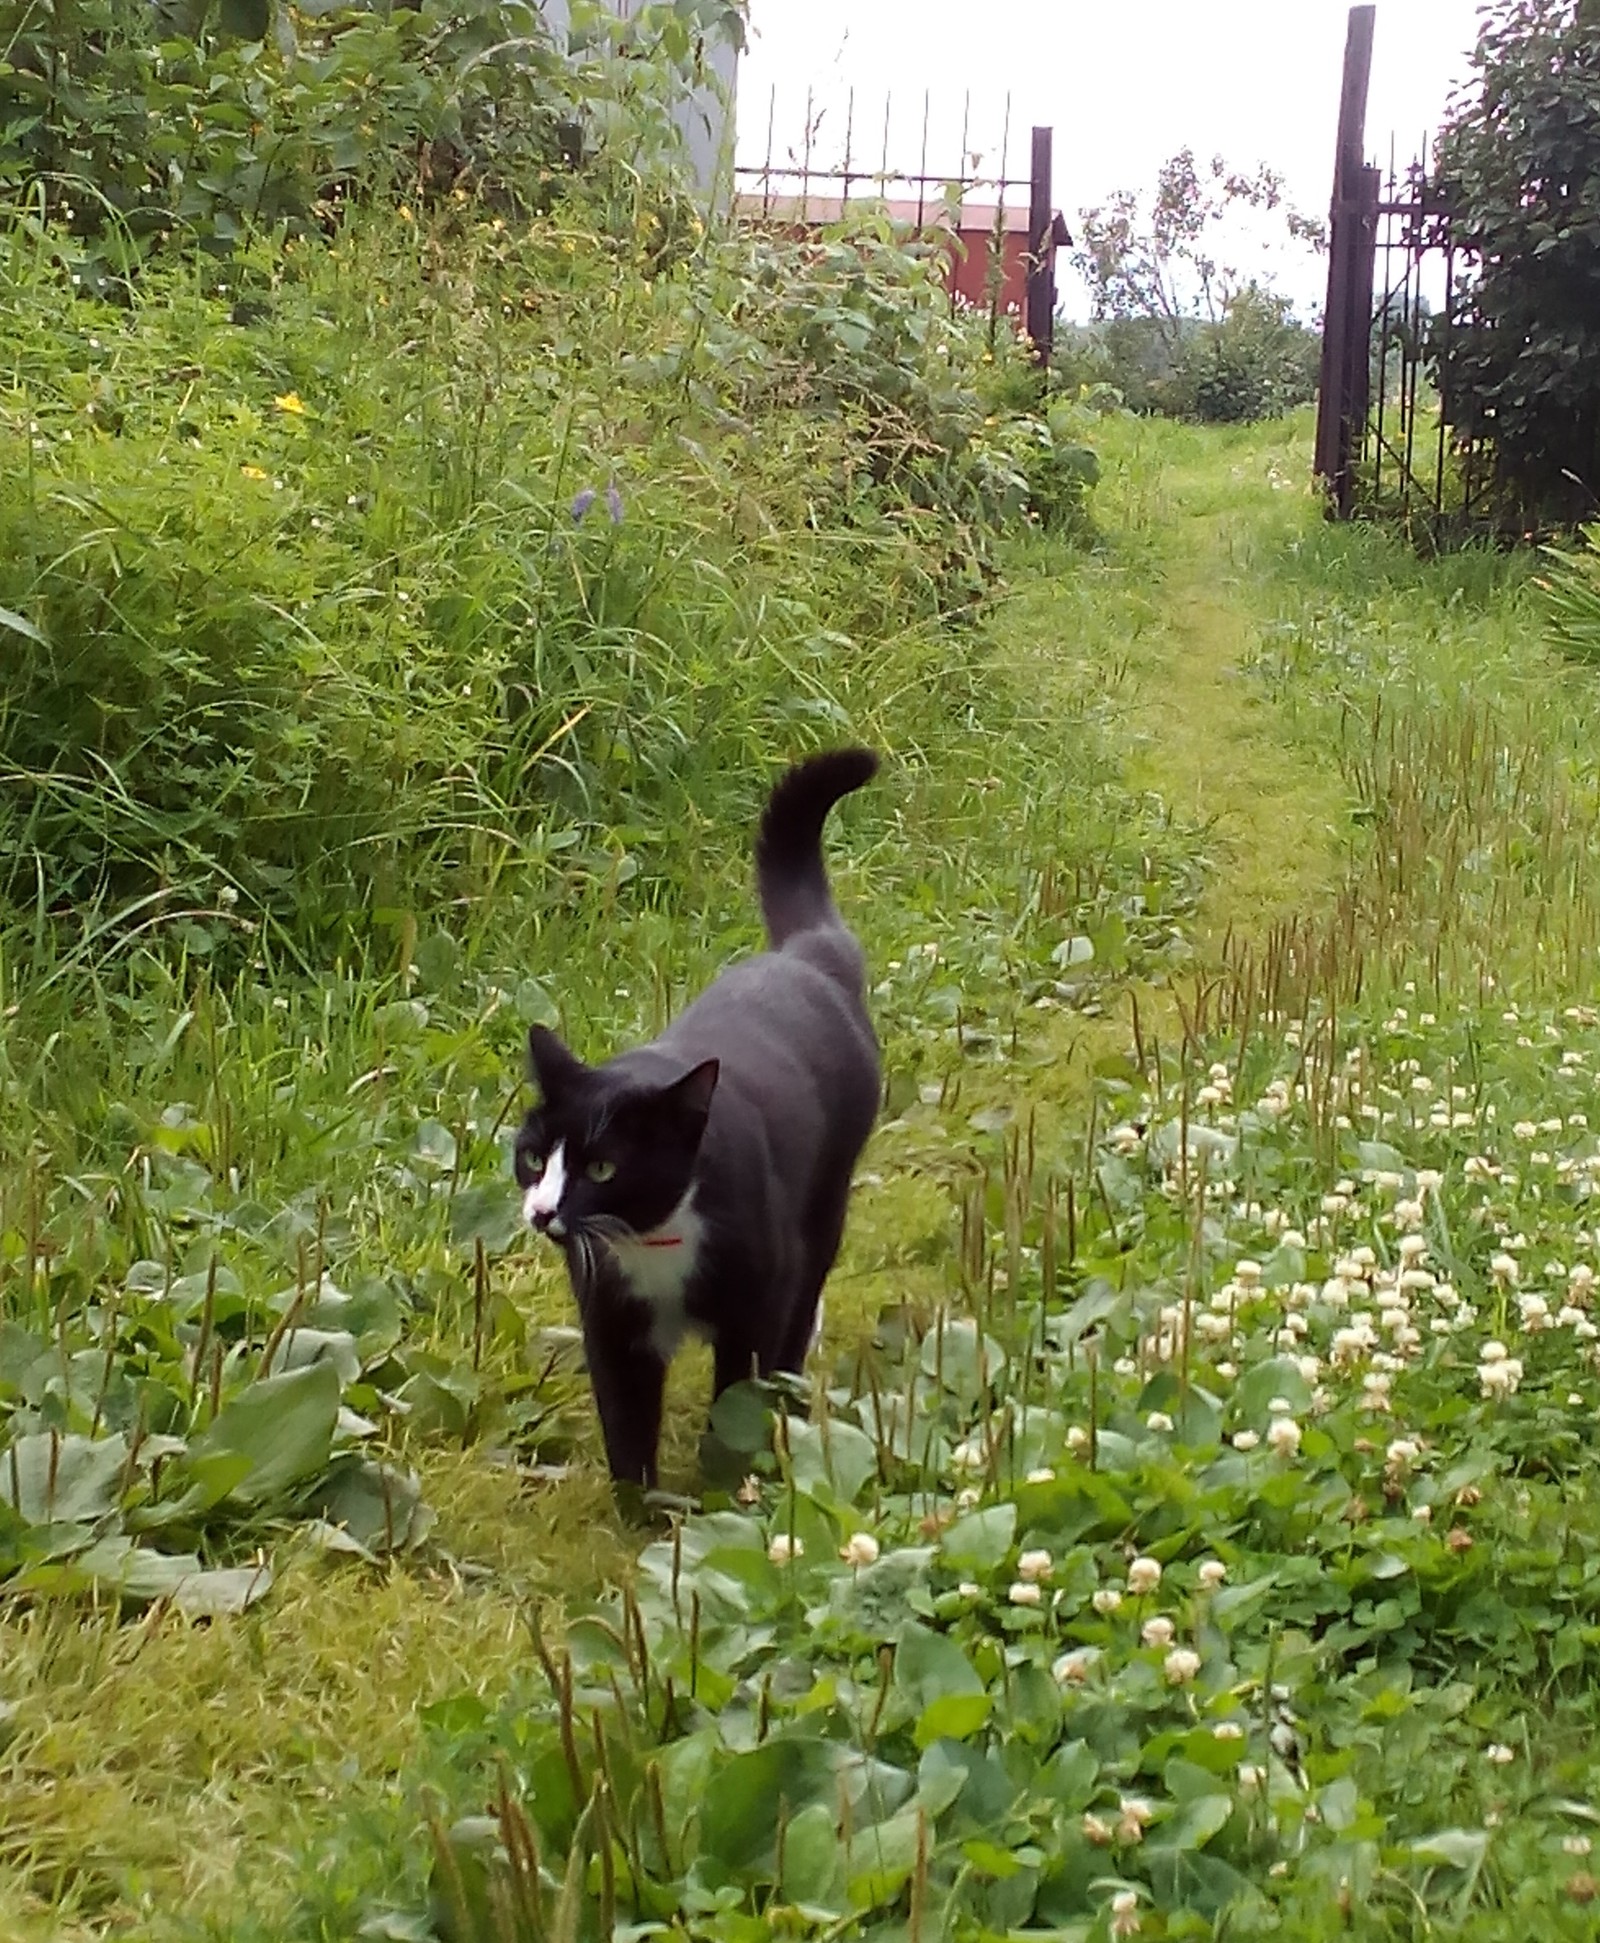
[733,87,1069,365]
[1313,5,1491,543]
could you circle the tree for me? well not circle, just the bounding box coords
[1434,0,1600,526]
[1068,150,1325,424]
[1073,149,1324,359]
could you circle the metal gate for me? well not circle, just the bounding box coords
[1313,6,1492,543]
[732,87,1069,365]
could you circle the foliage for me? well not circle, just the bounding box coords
[0,199,1089,945]
[1065,153,1324,427]
[1536,522,1600,661]
[1053,288,1319,427]
[1433,0,1600,527]
[0,0,742,282]
[1073,149,1324,353]
[1172,285,1323,425]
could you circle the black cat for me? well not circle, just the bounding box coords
[512,747,881,1490]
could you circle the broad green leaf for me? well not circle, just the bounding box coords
[172,1563,275,1617]
[1234,1354,1313,1421]
[894,1620,984,1710]
[312,1457,433,1554]
[914,1691,991,1749]
[939,1501,1016,1572]
[779,1802,846,1911]
[784,1418,879,1504]
[1038,1739,1100,1812]
[920,1315,1007,1397]
[1149,1789,1232,1852]
[699,1737,839,1877]
[0,1431,129,1524]
[188,1361,341,1507]
[844,1806,922,1910]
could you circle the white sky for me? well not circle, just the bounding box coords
[735,1,1485,320]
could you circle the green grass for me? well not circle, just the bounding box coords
[8,201,1600,1938]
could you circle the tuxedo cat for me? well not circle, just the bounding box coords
[513,747,881,1489]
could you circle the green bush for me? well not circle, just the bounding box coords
[1434,0,1600,527]
[1050,290,1317,427]
[0,201,1092,945]
[0,0,738,284]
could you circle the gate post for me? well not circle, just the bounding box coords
[1026,125,1055,369]
[1314,4,1377,516]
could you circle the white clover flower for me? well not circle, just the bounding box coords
[1066,1425,1090,1453]
[1479,1356,1524,1398]
[1164,1646,1202,1685]
[1484,1743,1515,1765]
[956,1581,983,1600]
[1196,1084,1224,1109]
[1197,1559,1228,1589]
[1082,1810,1114,1844]
[1564,1834,1593,1857]
[1141,1615,1176,1648]
[1232,1429,1261,1452]
[1052,1648,1096,1685]
[1008,1580,1043,1607]
[1234,1259,1264,1289]
[1386,1439,1420,1468]
[1110,1886,1141,1938]
[1092,1586,1123,1615]
[1267,1417,1302,1458]
[1491,1252,1520,1285]
[1237,1763,1265,1790]
[1146,1411,1175,1433]
[1513,1120,1538,1141]
[951,1438,987,1470]
[1481,1339,1509,1363]
[956,1486,981,1509]
[1127,1556,1162,1595]
[1213,1720,1245,1741]
[768,1534,804,1565]
[1398,1232,1430,1262]
[840,1531,880,1567]
[1017,1548,1054,1583]
[1026,1466,1057,1484]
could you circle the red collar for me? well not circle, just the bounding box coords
[640,1233,684,1249]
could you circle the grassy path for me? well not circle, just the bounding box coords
[1108,419,1348,954]
[7,417,1367,1941]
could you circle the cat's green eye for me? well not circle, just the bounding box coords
[525,1155,545,1180]
[585,1158,617,1184]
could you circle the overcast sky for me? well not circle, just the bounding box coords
[734,1,1486,319]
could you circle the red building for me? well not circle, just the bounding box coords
[733,193,1071,328]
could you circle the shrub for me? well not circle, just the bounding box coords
[0,0,741,284]
[1434,0,1600,526]
[0,202,1093,945]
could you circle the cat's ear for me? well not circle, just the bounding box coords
[527,1024,585,1100]
[664,1058,719,1128]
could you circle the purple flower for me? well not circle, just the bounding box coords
[570,486,598,524]
[605,481,624,524]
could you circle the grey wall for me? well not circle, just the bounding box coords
[537,0,739,200]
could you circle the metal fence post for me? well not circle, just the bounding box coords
[1026,125,1054,368]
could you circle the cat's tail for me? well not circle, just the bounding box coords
[756,746,879,948]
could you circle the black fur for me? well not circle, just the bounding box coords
[512,747,881,1489]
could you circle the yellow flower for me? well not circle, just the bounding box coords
[239,464,268,480]
[274,391,306,416]
[398,204,414,224]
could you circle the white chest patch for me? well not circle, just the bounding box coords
[522,1140,567,1233]
[602,1194,706,1360]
